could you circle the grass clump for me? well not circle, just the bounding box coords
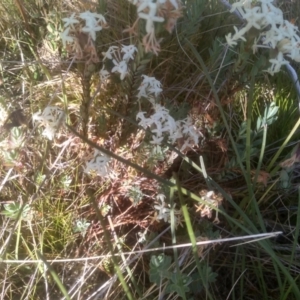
[1,0,300,299]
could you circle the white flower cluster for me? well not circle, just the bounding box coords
[137,75,163,99]
[136,75,200,151]
[154,193,171,222]
[154,193,182,226]
[100,45,138,81]
[137,101,200,151]
[60,11,107,46]
[84,149,111,177]
[33,106,65,140]
[226,0,300,75]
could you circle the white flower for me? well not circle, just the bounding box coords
[243,8,262,30]
[137,84,148,99]
[84,150,110,177]
[154,193,180,224]
[138,2,164,34]
[152,104,169,120]
[225,33,238,47]
[79,11,107,40]
[230,0,251,17]
[226,0,300,75]
[287,43,300,62]
[156,193,166,203]
[99,66,110,82]
[81,24,102,41]
[266,52,289,75]
[169,125,183,143]
[154,200,170,222]
[121,44,138,61]
[164,115,177,135]
[137,75,162,99]
[136,101,201,149]
[102,46,119,60]
[136,111,150,128]
[111,60,128,80]
[60,27,74,47]
[79,11,107,25]
[181,117,200,144]
[42,126,57,140]
[33,106,64,140]
[137,0,155,13]
[150,134,164,145]
[62,13,79,28]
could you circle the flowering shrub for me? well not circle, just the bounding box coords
[45,0,298,225]
[226,0,300,75]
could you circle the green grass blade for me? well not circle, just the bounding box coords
[267,118,300,175]
[173,173,214,300]
[36,251,71,300]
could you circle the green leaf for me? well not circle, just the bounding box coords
[279,169,290,189]
[149,254,172,285]
[264,102,279,125]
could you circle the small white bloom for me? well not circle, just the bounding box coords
[137,0,155,13]
[79,11,107,40]
[99,66,110,81]
[150,134,164,145]
[287,44,300,62]
[81,25,102,41]
[243,9,262,30]
[102,46,119,60]
[138,3,165,34]
[60,27,74,47]
[136,111,151,129]
[137,85,148,99]
[42,126,57,140]
[225,33,238,47]
[181,117,200,144]
[154,203,170,222]
[84,150,110,177]
[267,52,289,75]
[230,0,252,18]
[62,13,79,28]
[33,106,64,140]
[154,193,180,224]
[169,126,183,144]
[156,193,166,203]
[151,120,163,136]
[79,11,107,25]
[121,44,138,61]
[111,60,128,80]
[137,75,162,99]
